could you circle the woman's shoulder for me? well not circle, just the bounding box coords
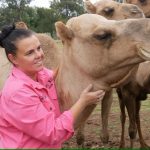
[43,67,53,75]
[1,77,27,99]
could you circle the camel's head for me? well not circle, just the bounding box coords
[15,21,28,29]
[125,0,150,18]
[55,14,150,89]
[84,0,145,19]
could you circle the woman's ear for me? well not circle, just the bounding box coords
[8,54,18,65]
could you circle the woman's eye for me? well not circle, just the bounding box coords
[37,45,41,51]
[26,50,34,55]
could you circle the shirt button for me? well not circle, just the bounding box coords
[50,107,52,111]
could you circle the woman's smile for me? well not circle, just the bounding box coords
[10,35,45,80]
[34,60,43,66]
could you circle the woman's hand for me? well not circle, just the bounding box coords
[70,84,105,124]
[79,84,105,107]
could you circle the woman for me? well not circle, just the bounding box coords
[0,24,105,148]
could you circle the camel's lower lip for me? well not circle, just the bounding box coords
[138,47,150,60]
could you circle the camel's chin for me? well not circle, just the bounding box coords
[138,47,150,60]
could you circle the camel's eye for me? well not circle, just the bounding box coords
[102,7,114,16]
[138,0,146,4]
[94,32,112,41]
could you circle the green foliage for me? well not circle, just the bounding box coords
[50,0,85,22]
[21,6,38,30]
[0,0,32,21]
[35,7,59,36]
[0,0,85,37]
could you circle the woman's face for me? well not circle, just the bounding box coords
[10,35,44,80]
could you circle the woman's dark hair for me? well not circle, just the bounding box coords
[0,24,34,61]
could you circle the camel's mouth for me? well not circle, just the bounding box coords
[145,12,150,18]
[138,47,150,60]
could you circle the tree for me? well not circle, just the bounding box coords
[0,0,85,35]
[21,6,38,30]
[35,7,59,36]
[0,0,33,21]
[50,0,85,22]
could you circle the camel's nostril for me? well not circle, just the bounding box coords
[131,9,140,14]
[130,6,143,15]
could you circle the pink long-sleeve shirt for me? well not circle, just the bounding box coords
[0,66,74,148]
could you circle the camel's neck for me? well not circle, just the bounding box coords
[54,55,110,111]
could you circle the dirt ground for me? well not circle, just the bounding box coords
[63,90,150,148]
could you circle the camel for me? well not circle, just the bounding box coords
[111,2,150,146]
[0,49,12,90]
[85,0,150,148]
[116,61,150,148]
[54,13,150,147]
[84,0,144,19]
[84,0,145,147]
[86,0,150,148]
[125,0,150,18]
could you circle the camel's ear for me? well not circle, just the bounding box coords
[84,0,96,14]
[55,21,74,41]
[15,21,28,29]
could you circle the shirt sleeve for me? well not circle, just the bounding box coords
[2,86,74,145]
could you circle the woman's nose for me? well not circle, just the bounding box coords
[35,50,42,58]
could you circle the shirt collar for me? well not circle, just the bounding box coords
[11,66,53,89]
